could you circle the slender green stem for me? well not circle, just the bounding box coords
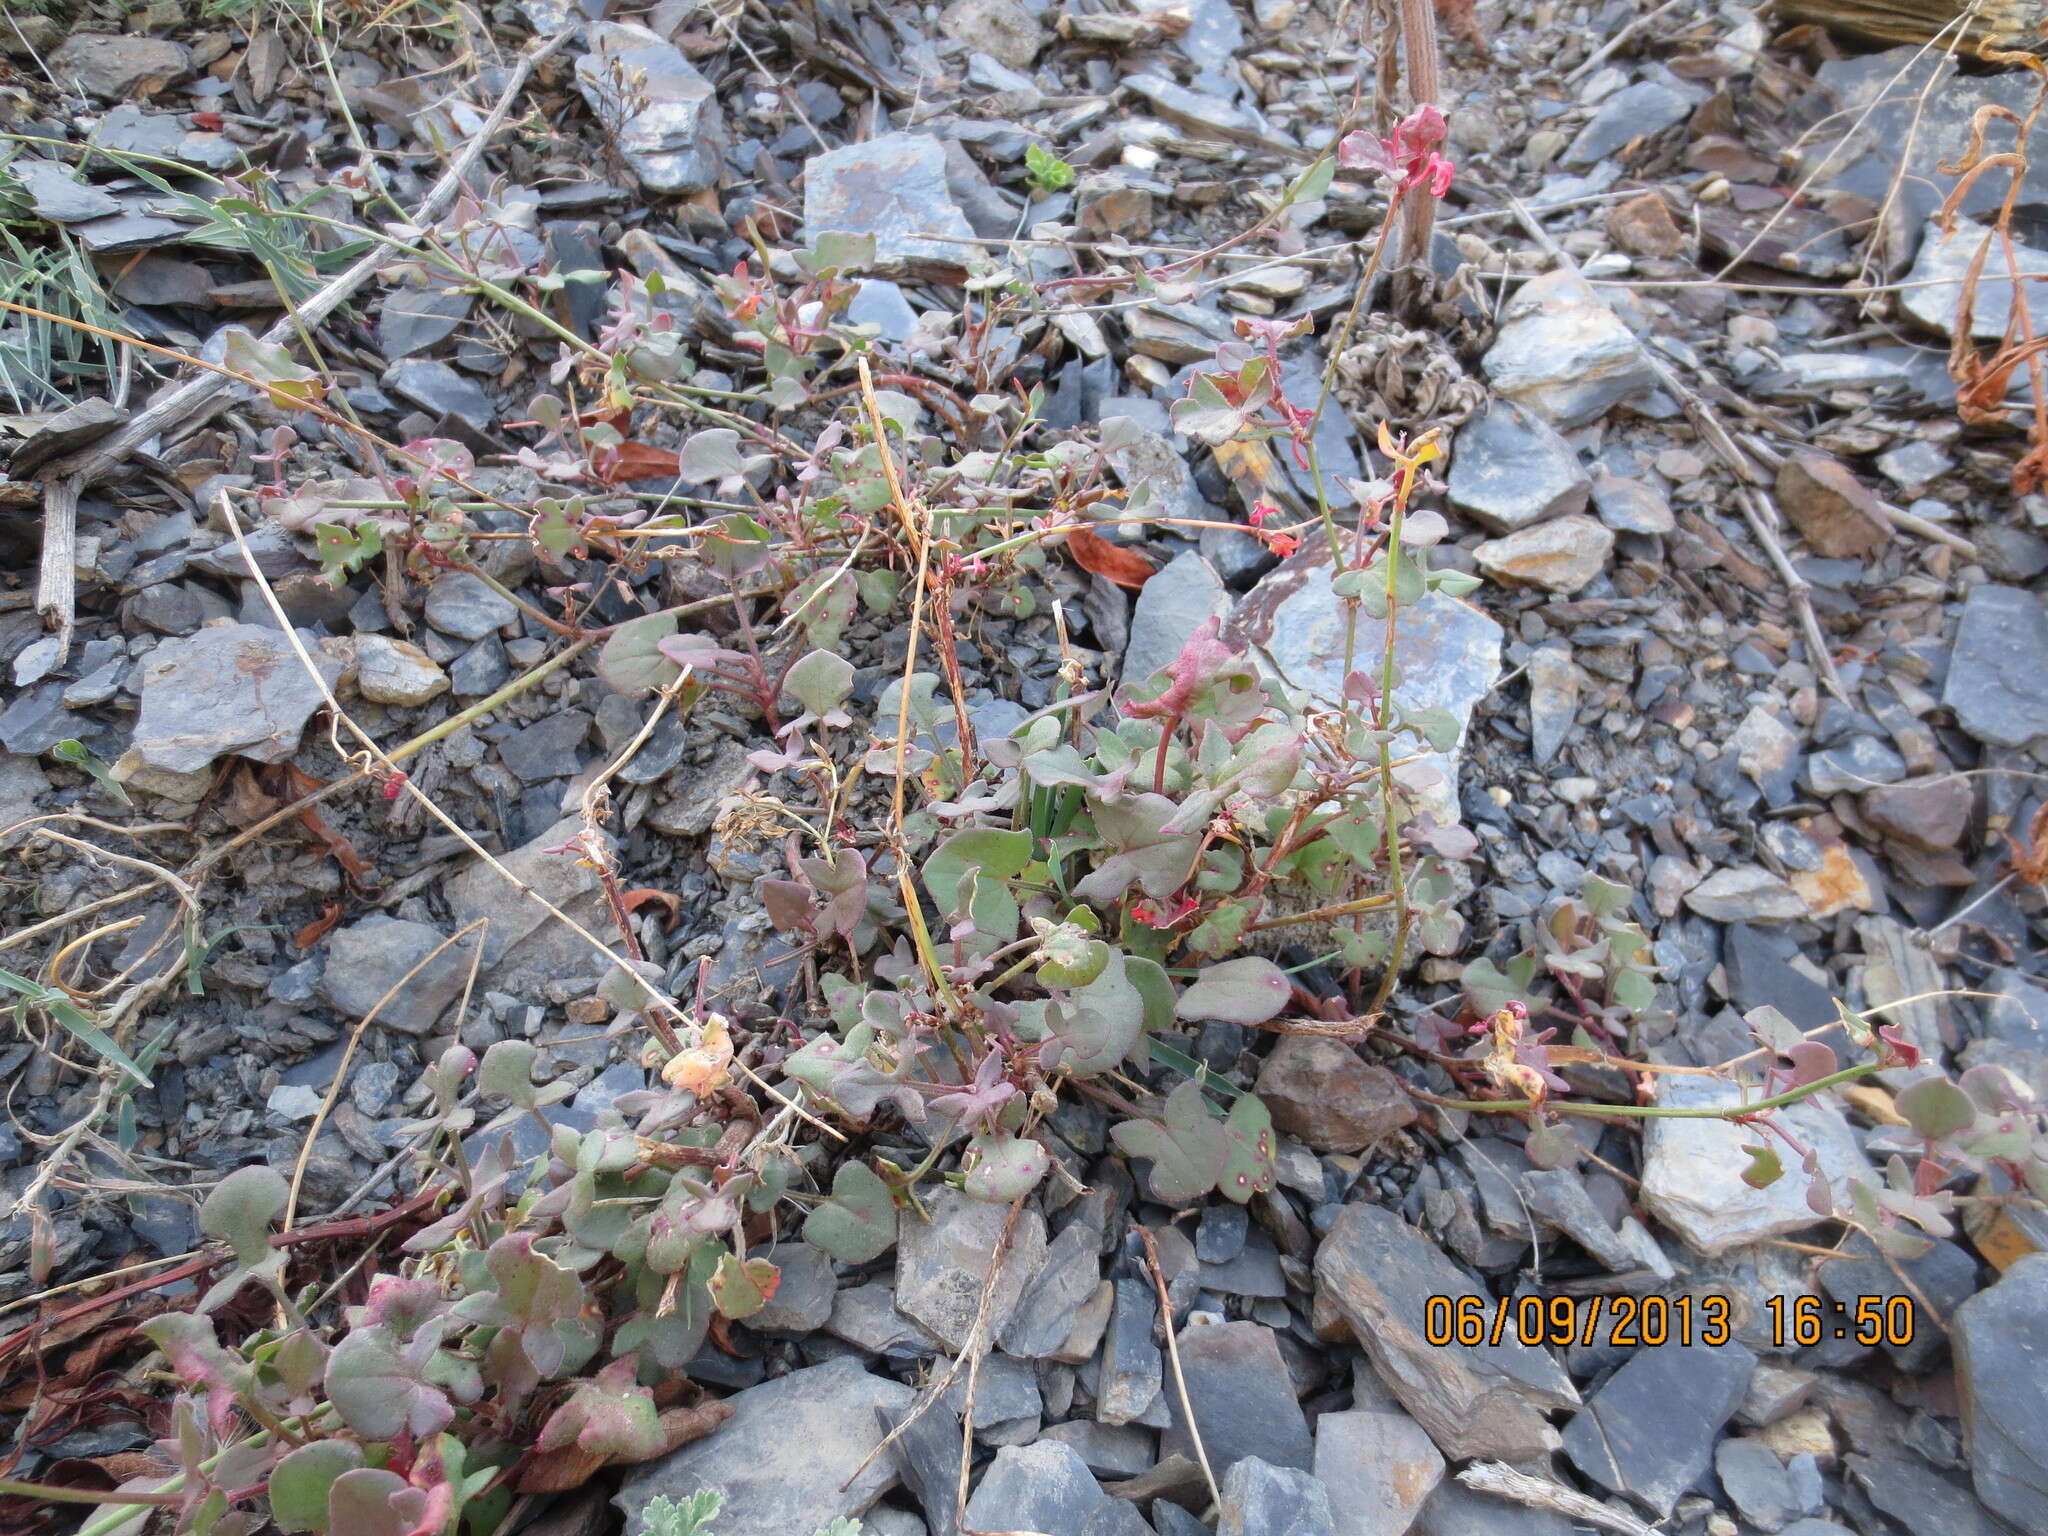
[0,1476,182,1508]
[1416,1062,1886,1119]
[1368,485,1410,1014]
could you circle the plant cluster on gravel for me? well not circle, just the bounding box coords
[4,15,2048,1536]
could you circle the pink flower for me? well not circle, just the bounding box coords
[1337,103,1456,197]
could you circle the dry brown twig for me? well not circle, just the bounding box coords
[1134,1224,1222,1515]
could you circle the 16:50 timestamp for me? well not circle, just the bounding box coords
[1422,1292,1916,1349]
[1765,1294,1915,1348]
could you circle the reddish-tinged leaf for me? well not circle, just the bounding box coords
[593,441,682,486]
[190,111,224,131]
[1067,528,1156,590]
[294,902,343,949]
[619,888,684,930]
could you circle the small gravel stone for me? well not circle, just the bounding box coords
[963,1442,1107,1535]
[1448,400,1590,534]
[355,635,450,706]
[1481,270,1657,428]
[319,915,477,1035]
[804,133,978,277]
[1254,1037,1417,1152]
[1124,551,1228,687]
[1473,515,1615,594]
[425,572,519,641]
[1563,79,1698,166]
[50,34,188,100]
[575,22,724,195]
[130,623,341,772]
[1218,1457,1336,1536]
[1943,584,2048,748]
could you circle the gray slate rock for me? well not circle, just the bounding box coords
[378,288,475,359]
[1230,550,1501,824]
[10,159,121,224]
[1414,1478,1573,1536]
[1313,1408,1444,1536]
[1640,1075,1868,1254]
[1040,1420,1157,1478]
[748,1241,835,1332]
[1526,646,1579,768]
[1588,470,1675,534]
[1847,1452,2016,1536]
[616,1357,913,1536]
[847,279,919,342]
[895,1187,1047,1351]
[1561,1341,1755,1515]
[1102,413,1205,526]
[1124,551,1228,690]
[1313,1204,1576,1460]
[498,710,591,782]
[9,398,128,477]
[382,359,494,433]
[1564,79,1698,167]
[50,34,188,100]
[1682,865,1805,923]
[999,1211,1103,1357]
[1162,1320,1313,1476]
[1951,1252,2048,1531]
[319,915,477,1035]
[1944,584,2048,748]
[1098,1276,1164,1425]
[1219,1458,1336,1536]
[804,133,978,276]
[1983,968,2048,1052]
[130,623,341,772]
[1715,1438,1805,1533]
[575,23,724,195]
[1481,269,1657,428]
[424,571,519,640]
[446,814,609,992]
[1448,399,1589,533]
[963,1441,1108,1535]
[1805,735,1906,795]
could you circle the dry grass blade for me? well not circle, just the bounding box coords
[1135,1224,1222,1515]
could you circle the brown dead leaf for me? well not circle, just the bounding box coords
[593,441,682,486]
[294,903,343,949]
[619,888,685,931]
[515,1442,605,1495]
[1066,527,1156,590]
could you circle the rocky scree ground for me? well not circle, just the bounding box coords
[0,3,2047,1536]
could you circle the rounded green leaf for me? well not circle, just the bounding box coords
[964,1134,1051,1202]
[784,649,855,719]
[598,610,682,698]
[1737,1143,1785,1189]
[922,828,1033,917]
[326,1468,424,1536]
[1174,957,1291,1026]
[708,1252,779,1319]
[270,1441,364,1533]
[803,1160,897,1264]
[201,1165,288,1266]
[1895,1076,1976,1142]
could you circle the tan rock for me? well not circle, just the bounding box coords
[1254,1036,1416,1152]
[1775,451,1892,559]
[1473,514,1615,594]
[1861,774,1973,850]
[355,635,451,707]
[940,0,1045,70]
[1756,1405,1836,1467]
[1605,190,1687,257]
